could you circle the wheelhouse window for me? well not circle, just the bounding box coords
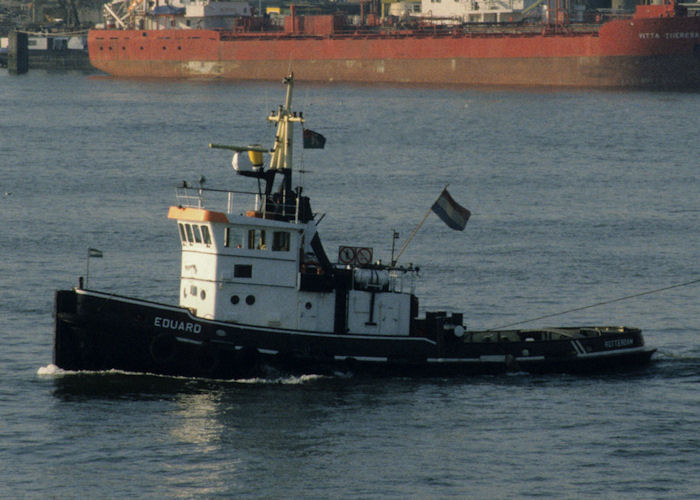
[248,229,266,250]
[193,225,203,243]
[201,225,212,245]
[272,231,290,251]
[185,224,195,243]
[180,223,212,246]
[224,227,244,248]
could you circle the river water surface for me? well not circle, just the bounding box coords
[1,70,698,498]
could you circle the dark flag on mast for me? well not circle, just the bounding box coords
[303,128,326,149]
[393,187,470,265]
[431,188,471,231]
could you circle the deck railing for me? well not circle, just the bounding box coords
[216,10,636,42]
[175,185,259,214]
[174,185,302,221]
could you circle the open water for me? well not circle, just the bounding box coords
[1,70,698,499]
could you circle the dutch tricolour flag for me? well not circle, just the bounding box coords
[431,188,471,231]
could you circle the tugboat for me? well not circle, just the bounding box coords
[53,75,655,378]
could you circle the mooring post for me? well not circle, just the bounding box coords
[8,31,29,75]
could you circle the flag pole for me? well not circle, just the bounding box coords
[86,248,91,288]
[393,184,449,266]
[85,248,103,289]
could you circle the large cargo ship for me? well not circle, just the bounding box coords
[88,0,700,88]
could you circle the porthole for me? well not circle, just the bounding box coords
[162,46,167,50]
[305,302,312,310]
[200,290,206,300]
[230,295,239,305]
[246,295,255,305]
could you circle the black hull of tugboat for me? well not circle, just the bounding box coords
[54,289,655,379]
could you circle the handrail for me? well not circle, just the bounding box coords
[215,16,628,41]
[521,0,548,17]
[174,185,301,222]
[175,185,258,212]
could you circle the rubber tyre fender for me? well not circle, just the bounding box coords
[193,344,220,376]
[149,333,178,365]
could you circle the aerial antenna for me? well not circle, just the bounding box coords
[390,230,400,266]
[85,247,103,288]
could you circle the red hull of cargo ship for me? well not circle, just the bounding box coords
[88,6,700,88]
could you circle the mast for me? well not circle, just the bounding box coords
[210,74,309,220]
[268,74,304,172]
[266,74,304,210]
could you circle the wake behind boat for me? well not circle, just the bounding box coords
[53,75,654,379]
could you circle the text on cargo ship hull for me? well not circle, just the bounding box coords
[639,32,699,39]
